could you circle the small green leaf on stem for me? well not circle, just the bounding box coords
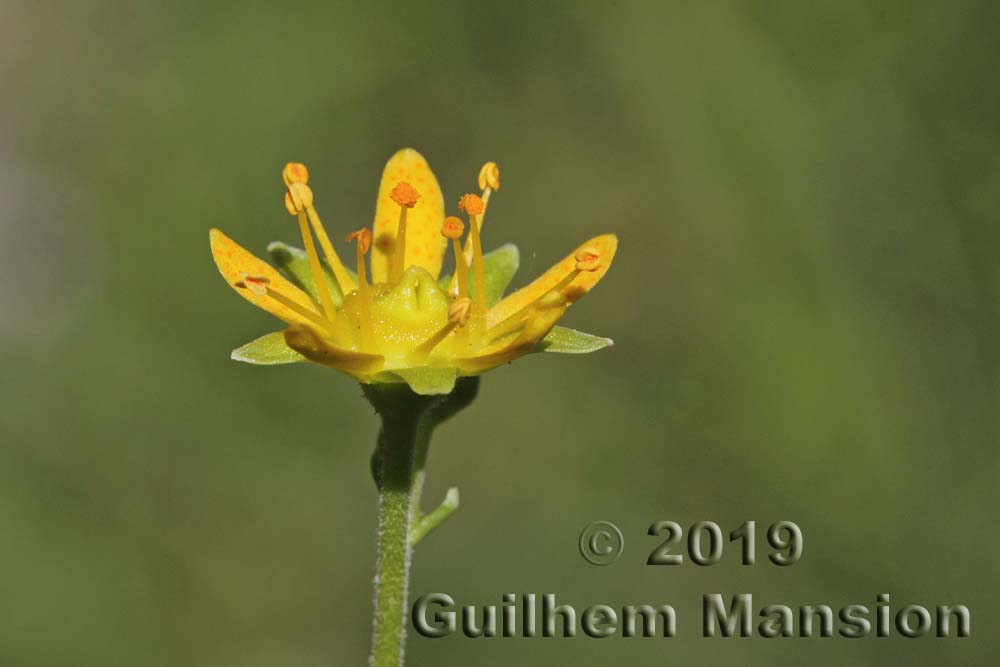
[411,487,460,545]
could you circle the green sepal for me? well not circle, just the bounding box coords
[374,367,459,396]
[437,243,520,307]
[481,243,520,306]
[267,242,356,307]
[231,331,306,365]
[539,326,614,354]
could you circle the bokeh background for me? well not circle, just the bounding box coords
[2,1,997,665]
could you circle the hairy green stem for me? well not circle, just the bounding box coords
[367,387,425,667]
[370,418,416,667]
[365,379,479,667]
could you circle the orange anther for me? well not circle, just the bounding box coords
[574,247,602,272]
[458,193,485,216]
[346,228,373,254]
[441,216,465,239]
[478,162,500,190]
[390,181,420,208]
[236,273,270,296]
[283,162,309,186]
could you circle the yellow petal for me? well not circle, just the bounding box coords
[487,234,618,328]
[370,148,447,283]
[459,296,569,374]
[283,325,386,377]
[209,228,319,326]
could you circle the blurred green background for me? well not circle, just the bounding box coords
[2,1,997,665]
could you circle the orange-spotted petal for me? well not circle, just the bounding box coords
[210,228,320,326]
[283,325,385,377]
[459,294,569,373]
[371,148,446,282]
[487,234,618,328]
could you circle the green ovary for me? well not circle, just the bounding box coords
[334,266,467,367]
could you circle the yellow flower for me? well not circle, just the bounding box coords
[210,148,617,394]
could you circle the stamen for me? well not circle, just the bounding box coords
[284,180,313,214]
[411,297,472,359]
[283,162,309,186]
[457,193,485,216]
[391,181,420,208]
[441,217,469,298]
[483,291,566,345]
[236,273,268,294]
[485,248,604,342]
[389,182,420,283]
[285,182,338,322]
[542,246,604,294]
[442,216,472,348]
[478,161,500,192]
[346,228,375,351]
[347,228,373,256]
[309,211,357,297]
[460,161,501,267]
[449,296,473,328]
[282,163,356,294]
[457,194,487,322]
[574,246,603,272]
[306,207,357,295]
[236,273,334,334]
